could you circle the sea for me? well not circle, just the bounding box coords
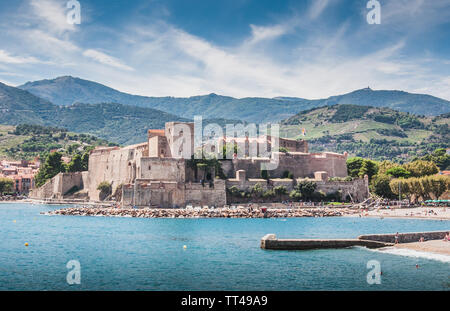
[0,203,449,290]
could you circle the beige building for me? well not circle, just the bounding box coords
[31,121,369,206]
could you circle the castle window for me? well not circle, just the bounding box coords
[148,165,151,170]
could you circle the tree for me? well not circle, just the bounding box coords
[81,152,89,171]
[423,175,449,199]
[377,160,398,175]
[386,166,411,178]
[370,174,395,199]
[347,157,364,177]
[359,159,378,181]
[390,179,410,201]
[35,152,66,187]
[0,178,14,194]
[420,148,450,171]
[390,175,449,202]
[406,178,426,203]
[294,180,317,200]
[403,160,439,177]
[67,154,83,172]
[289,190,302,201]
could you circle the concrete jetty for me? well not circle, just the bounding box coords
[358,230,449,244]
[260,234,392,250]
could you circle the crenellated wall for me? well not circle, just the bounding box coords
[225,175,369,203]
[226,151,348,179]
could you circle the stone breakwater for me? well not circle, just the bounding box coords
[43,207,359,218]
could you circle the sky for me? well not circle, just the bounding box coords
[0,0,449,100]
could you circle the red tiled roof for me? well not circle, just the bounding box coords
[148,129,165,136]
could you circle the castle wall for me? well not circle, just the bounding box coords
[315,177,369,202]
[228,152,348,179]
[224,176,369,203]
[279,137,308,153]
[185,180,227,207]
[309,153,348,178]
[139,157,186,182]
[29,172,84,199]
[87,144,147,201]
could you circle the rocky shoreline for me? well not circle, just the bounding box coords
[43,206,360,218]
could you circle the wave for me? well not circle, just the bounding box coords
[375,247,450,263]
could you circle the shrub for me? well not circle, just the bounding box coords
[251,183,264,198]
[97,181,112,200]
[262,190,275,199]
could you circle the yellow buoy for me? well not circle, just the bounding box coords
[25,243,29,247]
[183,245,187,249]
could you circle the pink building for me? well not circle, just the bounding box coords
[0,159,39,194]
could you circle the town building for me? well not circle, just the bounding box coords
[0,159,39,193]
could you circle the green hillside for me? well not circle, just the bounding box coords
[281,105,449,162]
[0,82,189,144]
[0,124,116,161]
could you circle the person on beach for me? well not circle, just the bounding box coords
[444,232,449,242]
[395,232,399,244]
[419,236,424,242]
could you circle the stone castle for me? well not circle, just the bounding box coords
[31,121,369,206]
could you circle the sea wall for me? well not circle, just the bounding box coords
[358,230,449,244]
[260,234,391,250]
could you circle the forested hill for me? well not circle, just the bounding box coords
[281,104,449,162]
[0,82,187,144]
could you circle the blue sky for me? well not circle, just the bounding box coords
[0,0,449,100]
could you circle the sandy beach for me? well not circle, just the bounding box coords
[357,207,450,220]
[394,240,450,256]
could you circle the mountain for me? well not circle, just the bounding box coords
[19,77,450,122]
[280,104,449,162]
[300,87,450,117]
[0,81,57,125]
[0,82,188,144]
[19,76,311,123]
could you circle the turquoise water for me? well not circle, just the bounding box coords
[0,203,449,291]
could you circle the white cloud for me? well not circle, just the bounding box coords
[0,50,41,64]
[29,0,75,34]
[247,24,287,44]
[1,0,449,103]
[309,0,330,20]
[83,49,134,72]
